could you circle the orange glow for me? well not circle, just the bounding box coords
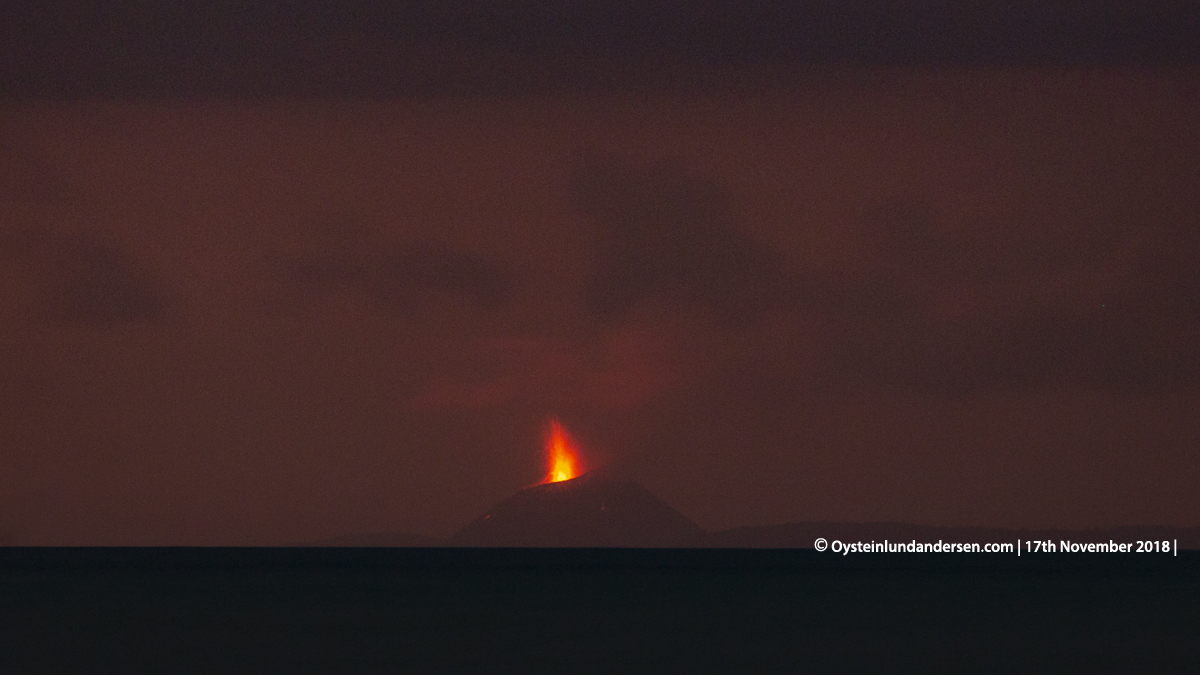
[542,419,582,483]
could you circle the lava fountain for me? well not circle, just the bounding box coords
[542,419,582,484]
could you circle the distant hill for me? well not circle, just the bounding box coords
[300,531,444,547]
[449,470,702,547]
[691,522,1200,550]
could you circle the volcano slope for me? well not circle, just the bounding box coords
[450,471,701,547]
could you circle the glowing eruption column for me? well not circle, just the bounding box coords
[543,419,581,484]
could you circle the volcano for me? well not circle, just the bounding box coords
[450,470,702,547]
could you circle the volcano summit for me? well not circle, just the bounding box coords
[449,470,702,547]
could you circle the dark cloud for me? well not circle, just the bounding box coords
[814,199,1200,396]
[569,157,786,327]
[856,195,1133,291]
[283,241,515,316]
[47,235,170,325]
[0,139,170,326]
[1,229,169,325]
[4,2,1199,97]
[841,305,1200,397]
[564,163,1200,396]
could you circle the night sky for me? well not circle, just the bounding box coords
[2,2,1199,544]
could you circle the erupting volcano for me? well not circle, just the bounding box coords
[450,418,702,547]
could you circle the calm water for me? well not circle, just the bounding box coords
[3,549,1197,673]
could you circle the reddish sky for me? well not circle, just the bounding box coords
[2,63,1199,543]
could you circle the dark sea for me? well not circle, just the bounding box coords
[3,548,1197,673]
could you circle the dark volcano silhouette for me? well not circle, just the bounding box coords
[450,470,702,547]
